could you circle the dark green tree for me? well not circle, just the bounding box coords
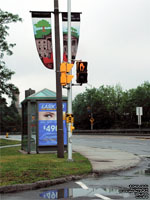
[73,86,114,129]
[0,9,22,133]
[73,82,150,129]
[126,82,150,128]
[0,9,22,100]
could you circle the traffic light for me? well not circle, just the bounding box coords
[76,61,88,84]
[60,63,74,86]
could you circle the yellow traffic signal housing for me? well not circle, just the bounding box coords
[66,63,74,73]
[66,113,74,123]
[60,71,67,86]
[60,63,74,86]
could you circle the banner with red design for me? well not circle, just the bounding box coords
[62,12,81,63]
[31,11,53,69]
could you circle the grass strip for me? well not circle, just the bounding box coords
[0,146,92,186]
[0,139,21,146]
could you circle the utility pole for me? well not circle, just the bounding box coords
[67,0,73,161]
[54,0,64,158]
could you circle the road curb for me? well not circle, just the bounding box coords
[0,175,87,194]
[93,155,141,174]
[0,156,142,194]
[92,158,141,175]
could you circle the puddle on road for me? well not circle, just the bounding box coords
[39,165,150,200]
[40,188,69,199]
[39,187,133,199]
[134,167,150,176]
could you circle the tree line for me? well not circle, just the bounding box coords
[73,82,150,129]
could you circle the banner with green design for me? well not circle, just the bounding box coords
[62,12,81,63]
[31,12,53,69]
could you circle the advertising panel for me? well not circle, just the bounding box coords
[38,102,67,146]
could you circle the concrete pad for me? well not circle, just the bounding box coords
[73,145,141,174]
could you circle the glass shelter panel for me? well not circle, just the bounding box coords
[30,102,37,152]
[22,103,28,151]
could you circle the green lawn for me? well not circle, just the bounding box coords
[0,138,21,146]
[0,146,92,186]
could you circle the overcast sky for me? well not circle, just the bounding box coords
[1,0,150,103]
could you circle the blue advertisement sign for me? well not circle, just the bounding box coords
[38,102,67,146]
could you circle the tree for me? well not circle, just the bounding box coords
[73,92,88,129]
[73,87,114,129]
[73,82,150,129]
[0,9,22,100]
[127,82,150,128]
[0,9,22,133]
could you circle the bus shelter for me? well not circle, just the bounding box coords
[21,88,67,154]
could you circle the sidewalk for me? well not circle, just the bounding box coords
[73,145,141,174]
[0,135,21,141]
[0,144,21,149]
[0,135,21,149]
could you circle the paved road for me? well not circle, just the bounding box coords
[73,135,150,156]
[72,135,150,199]
[1,135,150,199]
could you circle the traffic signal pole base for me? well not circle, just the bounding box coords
[68,159,74,162]
[67,122,73,161]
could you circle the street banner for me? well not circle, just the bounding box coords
[62,12,81,63]
[31,11,53,69]
[38,102,67,146]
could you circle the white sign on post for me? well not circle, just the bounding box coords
[136,107,143,126]
[136,107,143,116]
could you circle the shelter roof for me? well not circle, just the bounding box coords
[22,88,67,103]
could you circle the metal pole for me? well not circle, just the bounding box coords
[54,0,64,158]
[87,84,93,130]
[67,0,73,161]
[91,112,93,130]
[138,115,141,134]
